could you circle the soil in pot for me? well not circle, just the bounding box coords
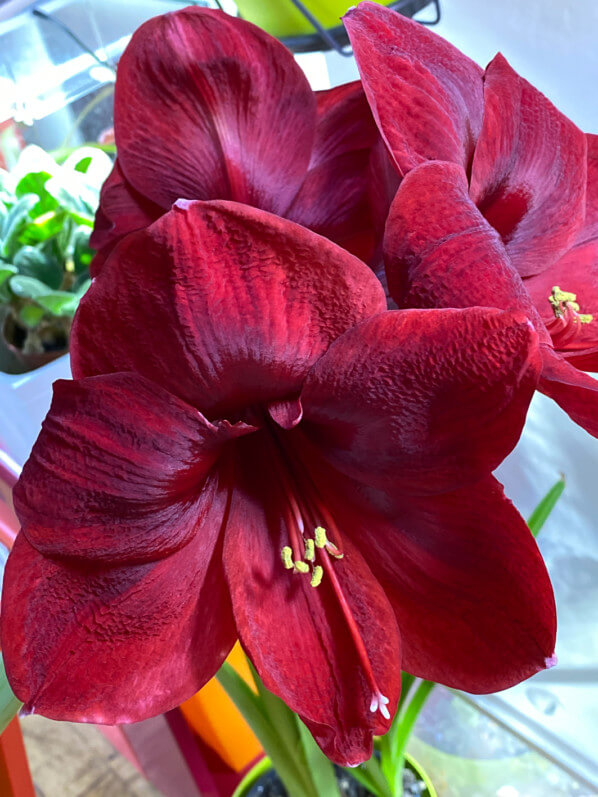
[245,760,429,797]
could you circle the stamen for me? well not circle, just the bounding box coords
[369,690,390,720]
[547,285,595,353]
[281,546,294,570]
[310,565,323,588]
[294,561,310,574]
[304,539,315,562]
[315,526,328,548]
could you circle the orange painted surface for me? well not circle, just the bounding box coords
[0,718,35,797]
[180,644,261,772]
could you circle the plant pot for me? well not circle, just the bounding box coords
[1,311,69,374]
[0,352,71,466]
[234,0,433,50]
[232,751,437,797]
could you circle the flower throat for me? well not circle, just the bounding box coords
[266,425,390,721]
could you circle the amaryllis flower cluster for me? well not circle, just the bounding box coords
[90,7,393,272]
[345,1,598,437]
[0,3,566,769]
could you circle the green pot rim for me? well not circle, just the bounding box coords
[231,751,437,797]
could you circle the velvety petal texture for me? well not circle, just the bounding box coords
[14,373,253,563]
[1,491,236,723]
[301,308,540,494]
[344,1,483,175]
[470,54,587,277]
[115,8,316,216]
[73,201,386,418]
[539,350,598,437]
[384,161,546,332]
[324,475,556,692]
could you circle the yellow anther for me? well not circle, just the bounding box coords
[310,565,324,587]
[294,561,310,574]
[579,313,594,324]
[304,538,315,562]
[315,526,328,548]
[552,286,577,303]
[281,546,294,570]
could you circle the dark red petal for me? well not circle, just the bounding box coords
[384,161,548,339]
[1,496,236,723]
[89,160,161,271]
[311,81,378,167]
[72,201,386,418]
[301,307,540,495]
[333,475,556,693]
[223,439,401,766]
[344,2,483,175]
[287,82,381,262]
[286,149,377,261]
[539,348,598,438]
[470,54,587,277]
[14,373,253,563]
[114,8,315,215]
[577,134,598,246]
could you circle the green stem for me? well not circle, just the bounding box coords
[390,680,434,797]
[0,655,22,735]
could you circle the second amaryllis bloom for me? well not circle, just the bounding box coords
[345,2,598,438]
[1,202,555,766]
[91,6,390,272]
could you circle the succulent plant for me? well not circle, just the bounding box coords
[0,145,111,371]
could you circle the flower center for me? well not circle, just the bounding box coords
[269,428,390,721]
[546,285,594,352]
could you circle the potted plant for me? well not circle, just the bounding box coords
[0,144,110,463]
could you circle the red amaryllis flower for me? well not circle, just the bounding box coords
[90,6,389,274]
[345,2,598,436]
[1,201,554,765]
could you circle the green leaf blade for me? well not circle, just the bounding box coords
[527,476,566,538]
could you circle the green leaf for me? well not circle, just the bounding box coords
[0,654,23,735]
[74,156,93,174]
[1,194,38,257]
[13,246,63,289]
[8,274,50,299]
[527,476,566,538]
[73,228,95,273]
[15,171,58,217]
[245,659,340,797]
[20,209,69,245]
[35,291,78,317]
[0,263,17,288]
[19,304,46,328]
[45,174,98,226]
[296,719,341,797]
[344,757,392,797]
[216,663,312,797]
